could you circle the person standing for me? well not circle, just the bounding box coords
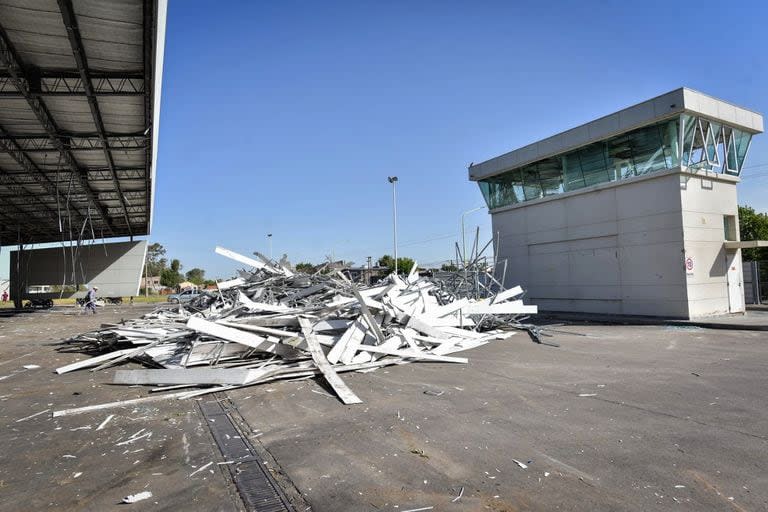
[1,290,7,302]
[84,286,98,315]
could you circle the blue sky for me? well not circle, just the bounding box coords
[3,0,768,279]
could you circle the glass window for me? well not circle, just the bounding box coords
[539,160,564,196]
[521,166,543,201]
[733,129,752,173]
[579,144,611,186]
[476,114,752,210]
[681,114,697,165]
[706,121,722,167]
[723,215,737,241]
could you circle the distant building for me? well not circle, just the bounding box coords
[178,281,198,291]
[141,276,161,290]
[342,266,388,285]
[469,88,764,318]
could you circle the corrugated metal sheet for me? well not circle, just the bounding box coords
[0,0,164,243]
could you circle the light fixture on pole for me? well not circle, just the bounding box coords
[387,176,399,275]
[267,233,273,260]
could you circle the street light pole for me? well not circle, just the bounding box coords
[267,233,273,260]
[387,176,398,276]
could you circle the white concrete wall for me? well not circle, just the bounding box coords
[679,173,741,316]
[492,168,742,318]
[10,241,147,299]
[492,169,692,317]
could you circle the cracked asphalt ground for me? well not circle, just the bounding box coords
[0,306,240,512]
[1,306,767,511]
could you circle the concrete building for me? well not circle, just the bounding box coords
[469,88,764,318]
[141,275,162,291]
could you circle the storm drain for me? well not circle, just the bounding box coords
[199,399,294,512]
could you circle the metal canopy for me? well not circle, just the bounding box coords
[0,0,165,244]
[724,241,768,250]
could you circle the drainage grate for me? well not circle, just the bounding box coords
[199,399,294,512]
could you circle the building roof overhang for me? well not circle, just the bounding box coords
[469,88,764,182]
[0,0,167,244]
[725,240,768,250]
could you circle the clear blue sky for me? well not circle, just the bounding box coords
[3,0,768,279]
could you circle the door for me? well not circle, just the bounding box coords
[726,250,744,313]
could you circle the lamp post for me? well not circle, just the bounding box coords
[460,206,485,267]
[267,233,273,260]
[387,176,398,275]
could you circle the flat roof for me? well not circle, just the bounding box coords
[0,0,167,244]
[469,88,764,182]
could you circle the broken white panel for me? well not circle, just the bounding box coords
[187,316,298,358]
[217,277,246,290]
[358,284,392,299]
[422,298,470,319]
[491,285,524,304]
[215,246,280,274]
[113,368,258,386]
[463,301,537,315]
[215,320,295,338]
[55,349,135,374]
[313,319,353,332]
[253,251,294,277]
[237,291,296,313]
[183,342,252,366]
[355,344,468,363]
[326,323,356,365]
[406,315,450,339]
[406,260,419,284]
[298,318,363,405]
[420,313,475,327]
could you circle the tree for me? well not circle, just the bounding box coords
[377,255,415,275]
[160,267,181,288]
[739,205,768,261]
[295,262,315,274]
[441,262,458,272]
[170,259,182,273]
[185,268,206,285]
[145,242,167,276]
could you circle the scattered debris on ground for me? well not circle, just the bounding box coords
[53,246,541,415]
[122,491,153,504]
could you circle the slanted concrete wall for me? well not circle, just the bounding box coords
[492,168,694,318]
[679,172,741,316]
[10,241,147,302]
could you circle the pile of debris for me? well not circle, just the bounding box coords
[53,246,537,416]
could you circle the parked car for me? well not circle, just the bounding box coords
[167,289,201,304]
[24,298,54,309]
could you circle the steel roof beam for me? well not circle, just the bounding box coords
[86,168,146,181]
[0,165,69,233]
[0,125,89,223]
[5,135,146,153]
[0,22,117,236]
[143,0,154,220]
[0,72,143,96]
[58,0,133,236]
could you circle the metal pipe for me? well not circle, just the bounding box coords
[388,176,398,275]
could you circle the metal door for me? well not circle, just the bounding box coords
[726,250,743,312]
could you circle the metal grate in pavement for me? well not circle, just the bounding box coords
[199,399,294,512]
